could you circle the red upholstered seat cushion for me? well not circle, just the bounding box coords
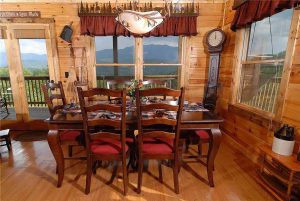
[60,130,81,142]
[126,137,135,143]
[90,138,128,155]
[142,138,174,155]
[195,130,210,140]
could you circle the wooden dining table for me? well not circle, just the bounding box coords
[45,110,223,188]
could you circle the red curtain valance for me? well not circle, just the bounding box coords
[80,16,198,37]
[231,0,299,31]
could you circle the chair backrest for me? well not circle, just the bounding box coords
[142,79,168,89]
[41,81,66,118]
[136,87,185,153]
[77,87,127,155]
[142,79,173,100]
[106,80,132,90]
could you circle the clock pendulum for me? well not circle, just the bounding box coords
[203,28,226,111]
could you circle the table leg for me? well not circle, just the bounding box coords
[207,128,222,187]
[47,130,64,187]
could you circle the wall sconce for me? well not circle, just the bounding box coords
[60,22,73,43]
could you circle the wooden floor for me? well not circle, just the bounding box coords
[0,137,276,201]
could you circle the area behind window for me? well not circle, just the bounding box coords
[238,9,293,114]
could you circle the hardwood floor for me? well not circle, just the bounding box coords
[0,137,275,201]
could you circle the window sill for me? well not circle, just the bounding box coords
[228,103,281,130]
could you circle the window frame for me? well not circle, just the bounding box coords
[231,9,298,120]
[93,36,186,89]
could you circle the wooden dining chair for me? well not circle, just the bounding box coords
[77,87,130,195]
[142,79,168,88]
[194,130,212,158]
[135,87,185,194]
[42,81,83,158]
[106,79,132,90]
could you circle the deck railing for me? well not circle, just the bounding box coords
[96,75,177,89]
[0,76,49,107]
[240,75,281,113]
[0,75,178,107]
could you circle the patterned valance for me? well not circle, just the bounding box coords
[231,0,300,31]
[79,2,198,37]
[80,15,197,37]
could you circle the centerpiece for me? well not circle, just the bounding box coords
[127,79,144,100]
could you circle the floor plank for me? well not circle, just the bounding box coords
[0,138,275,201]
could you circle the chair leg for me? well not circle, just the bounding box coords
[5,137,11,151]
[122,157,128,195]
[107,161,118,184]
[198,143,202,156]
[68,145,73,157]
[173,159,179,194]
[137,156,144,194]
[85,155,93,194]
[158,160,163,183]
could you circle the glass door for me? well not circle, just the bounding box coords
[0,23,59,124]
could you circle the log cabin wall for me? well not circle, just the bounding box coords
[0,1,225,103]
[217,0,300,162]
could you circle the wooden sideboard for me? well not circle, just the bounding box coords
[257,145,300,201]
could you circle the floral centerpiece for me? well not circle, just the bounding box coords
[127,79,144,99]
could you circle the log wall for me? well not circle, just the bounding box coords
[0,1,224,102]
[217,0,300,162]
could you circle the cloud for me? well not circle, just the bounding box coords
[19,39,47,55]
[0,39,47,55]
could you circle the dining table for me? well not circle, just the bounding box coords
[45,105,224,188]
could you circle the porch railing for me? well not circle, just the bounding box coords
[0,76,49,107]
[0,75,178,108]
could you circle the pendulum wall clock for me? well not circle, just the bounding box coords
[203,28,226,111]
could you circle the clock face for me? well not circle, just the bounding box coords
[208,30,224,47]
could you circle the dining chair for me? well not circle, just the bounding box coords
[142,79,168,88]
[194,130,212,158]
[142,79,169,100]
[106,79,132,90]
[135,87,185,194]
[42,81,84,158]
[77,87,130,195]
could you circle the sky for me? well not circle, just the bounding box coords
[247,9,292,58]
[0,39,47,55]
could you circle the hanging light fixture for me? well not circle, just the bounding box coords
[116,10,164,35]
[115,0,169,35]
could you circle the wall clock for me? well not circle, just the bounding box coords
[203,28,226,111]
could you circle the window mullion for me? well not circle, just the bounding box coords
[135,37,143,80]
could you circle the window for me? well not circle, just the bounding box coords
[95,36,181,89]
[237,9,293,114]
[95,36,135,87]
[143,37,181,89]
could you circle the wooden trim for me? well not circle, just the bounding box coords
[228,104,281,129]
[5,34,29,121]
[143,64,182,66]
[0,18,54,24]
[87,36,96,88]
[230,28,248,104]
[95,64,135,67]
[241,59,285,65]
[183,37,191,90]
[135,37,143,80]
[46,23,60,82]
[178,36,183,88]
[274,9,300,121]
